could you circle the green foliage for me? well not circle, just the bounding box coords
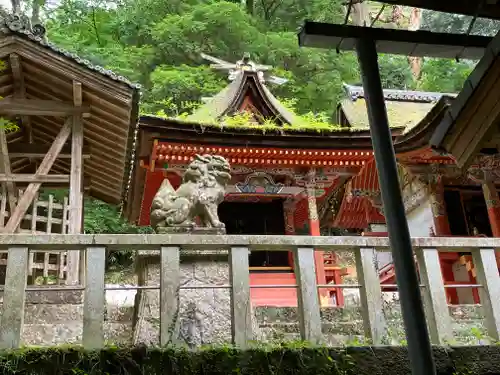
[37,0,488,121]
[0,343,494,374]
[418,59,474,93]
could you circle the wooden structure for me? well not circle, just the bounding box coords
[330,82,500,305]
[0,12,140,284]
[1,234,500,349]
[124,54,412,307]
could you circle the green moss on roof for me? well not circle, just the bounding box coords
[143,110,377,134]
[341,98,435,129]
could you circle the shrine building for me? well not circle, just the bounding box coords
[124,52,500,308]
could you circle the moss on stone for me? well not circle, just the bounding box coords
[0,344,498,374]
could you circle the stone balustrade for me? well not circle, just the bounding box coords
[0,234,498,349]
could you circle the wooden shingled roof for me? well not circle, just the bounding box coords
[0,13,140,205]
[186,70,301,126]
[338,84,457,130]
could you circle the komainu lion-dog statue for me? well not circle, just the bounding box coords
[150,154,231,233]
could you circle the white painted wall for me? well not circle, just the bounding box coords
[406,195,435,237]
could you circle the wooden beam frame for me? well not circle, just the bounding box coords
[0,174,69,183]
[0,98,91,118]
[2,117,73,233]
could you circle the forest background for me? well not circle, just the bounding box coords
[4,0,500,267]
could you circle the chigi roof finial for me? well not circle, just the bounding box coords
[200,52,288,85]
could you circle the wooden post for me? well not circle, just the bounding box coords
[294,247,322,344]
[10,54,32,145]
[159,246,181,346]
[0,126,17,217]
[0,247,29,349]
[82,246,106,349]
[415,248,453,344]
[67,81,84,285]
[355,248,387,344]
[471,248,500,341]
[229,247,252,347]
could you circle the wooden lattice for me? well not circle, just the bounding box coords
[0,188,70,285]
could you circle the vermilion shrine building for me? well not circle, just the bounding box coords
[124,54,500,308]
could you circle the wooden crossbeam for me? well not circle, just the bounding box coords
[0,98,91,118]
[9,54,32,143]
[3,117,72,233]
[0,174,69,183]
[8,143,91,159]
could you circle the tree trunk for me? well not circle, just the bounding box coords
[31,0,43,25]
[408,8,423,80]
[349,1,370,26]
[246,0,254,15]
[11,0,21,13]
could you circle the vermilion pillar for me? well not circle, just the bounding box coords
[305,169,328,305]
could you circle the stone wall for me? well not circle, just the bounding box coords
[134,253,237,346]
[133,253,489,346]
[0,289,135,346]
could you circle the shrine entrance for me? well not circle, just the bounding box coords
[444,188,492,237]
[218,199,290,268]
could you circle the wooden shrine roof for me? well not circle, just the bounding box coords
[338,84,456,130]
[187,71,301,126]
[430,28,500,168]
[0,15,140,205]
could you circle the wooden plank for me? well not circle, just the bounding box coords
[471,248,500,341]
[229,246,252,347]
[3,117,72,233]
[355,248,387,345]
[415,248,453,344]
[66,81,84,285]
[159,246,181,346]
[46,194,53,234]
[0,246,29,349]
[0,174,70,183]
[82,246,106,349]
[0,98,91,117]
[294,247,322,344]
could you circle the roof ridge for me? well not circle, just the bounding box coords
[342,83,457,103]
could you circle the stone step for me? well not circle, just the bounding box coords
[22,322,133,346]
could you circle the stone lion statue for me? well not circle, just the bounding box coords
[150,154,231,233]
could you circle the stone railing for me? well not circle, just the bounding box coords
[0,234,499,349]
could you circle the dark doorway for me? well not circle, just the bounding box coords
[445,188,492,237]
[218,200,289,268]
